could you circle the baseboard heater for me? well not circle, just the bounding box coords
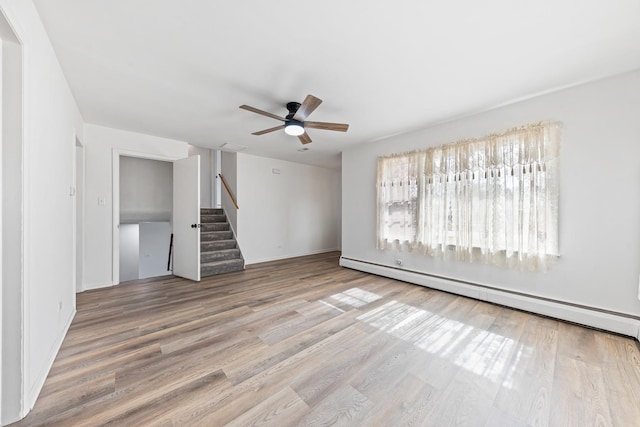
[339,256,640,342]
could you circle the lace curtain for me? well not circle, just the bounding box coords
[377,122,560,270]
[376,152,421,245]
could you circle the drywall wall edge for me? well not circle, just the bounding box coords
[340,257,640,341]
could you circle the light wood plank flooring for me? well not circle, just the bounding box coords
[13,252,640,426]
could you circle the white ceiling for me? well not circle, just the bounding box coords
[33,1,640,169]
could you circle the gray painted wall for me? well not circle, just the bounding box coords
[119,222,171,281]
[120,156,173,223]
[119,224,139,282]
[139,222,171,279]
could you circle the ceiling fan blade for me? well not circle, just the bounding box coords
[298,132,312,145]
[293,95,322,122]
[304,121,349,132]
[252,125,285,135]
[239,105,286,122]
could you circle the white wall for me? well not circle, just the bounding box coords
[1,22,22,424]
[220,151,238,232]
[0,37,4,425]
[120,156,172,223]
[342,69,640,319]
[188,145,212,208]
[83,124,188,290]
[237,153,340,264]
[0,0,85,421]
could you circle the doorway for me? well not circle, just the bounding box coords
[118,156,173,283]
[112,151,203,285]
[111,150,181,285]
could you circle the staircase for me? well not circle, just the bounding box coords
[200,208,244,277]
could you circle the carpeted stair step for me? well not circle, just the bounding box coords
[201,214,227,223]
[201,248,241,263]
[201,230,233,241]
[199,208,244,278]
[201,222,230,232]
[201,208,224,215]
[201,239,237,251]
[201,258,244,276]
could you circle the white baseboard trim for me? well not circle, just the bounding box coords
[81,281,114,292]
[25,309,76,415]
[340,257,640,341]
[245,248,340,266]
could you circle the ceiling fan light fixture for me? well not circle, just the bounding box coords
[240,95,349,144]
[284,120,304,136]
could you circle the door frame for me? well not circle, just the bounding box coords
[111,149,182,285]
[73,138,84,293]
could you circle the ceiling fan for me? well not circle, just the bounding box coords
[239,94,349,144]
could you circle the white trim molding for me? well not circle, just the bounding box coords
[340,257,640,341]
[245,248,340,266]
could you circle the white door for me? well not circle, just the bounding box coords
[173,155,201,281]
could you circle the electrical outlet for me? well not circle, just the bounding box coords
[394,259,403,266]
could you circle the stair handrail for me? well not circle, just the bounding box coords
[218,173,239,209]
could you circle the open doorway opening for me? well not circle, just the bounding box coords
[118,156,173,283]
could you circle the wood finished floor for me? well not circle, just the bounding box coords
[14,252,640,426]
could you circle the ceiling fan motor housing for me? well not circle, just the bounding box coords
[284,102,304,134]
[286,101,301,115]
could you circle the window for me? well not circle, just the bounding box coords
[377,122,560,270]
[376,152,420,245]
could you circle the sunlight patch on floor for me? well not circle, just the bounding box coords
[328,287,383,308]
[356,298,525,386]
